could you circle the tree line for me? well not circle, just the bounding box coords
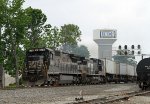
[0,0,90,86]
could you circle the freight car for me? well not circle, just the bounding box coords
[102,59,136,83]
[22,48,137,86]
[136,58,150,90]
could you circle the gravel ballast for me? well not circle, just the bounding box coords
[0,83,139,104]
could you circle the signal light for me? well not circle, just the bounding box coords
[118,45,121,50]
[132,51,134,55]
[124,45,127,49]
[138,51,141,54]
[131,45,134,49]
[138,45,141,49]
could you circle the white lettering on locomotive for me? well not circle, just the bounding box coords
[145,66,150,69]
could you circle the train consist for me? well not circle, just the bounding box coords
[136,58,150,90]
[23,48,137,86]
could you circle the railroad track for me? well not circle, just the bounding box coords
[20,82,106,88]
[69,90,150,104]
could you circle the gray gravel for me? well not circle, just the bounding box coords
[0,83,139,104]
[112,93,150,104]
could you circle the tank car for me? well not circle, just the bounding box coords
[136,58,150,90]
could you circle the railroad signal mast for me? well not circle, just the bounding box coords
[117,45,143,59]
[118,45,141,55]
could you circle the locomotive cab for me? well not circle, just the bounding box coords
[23,48,53,84]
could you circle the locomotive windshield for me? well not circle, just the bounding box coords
[28,56,40,61]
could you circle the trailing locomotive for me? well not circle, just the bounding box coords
[23,48,137,86]
[136,58,150,90]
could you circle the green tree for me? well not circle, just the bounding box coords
[43,25,61,49]
[60,24,81,50]
[62,44,90,58]
[24,7,47,49]
[43,24,82,50]
[76,45,90,58]
[1,0,30,87]
[113,49,137,65]
[0,0,7,65]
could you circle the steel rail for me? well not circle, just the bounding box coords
[68,90,150,104]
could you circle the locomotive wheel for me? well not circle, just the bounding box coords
[140,82,147,90]
[138,82,142,88]
[29,75,38,82]
[142,85,147,90]
[142,86,146,90]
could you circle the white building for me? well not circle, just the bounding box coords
[0,67,15,87]
[93,29,117,60]
[4,73,15,86]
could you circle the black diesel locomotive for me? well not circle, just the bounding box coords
[23,48,104,86]
[136,58,150,90]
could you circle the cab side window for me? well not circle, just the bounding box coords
[50,53,53,60]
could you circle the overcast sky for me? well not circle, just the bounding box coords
[23,0,150,59]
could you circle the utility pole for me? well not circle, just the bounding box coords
[0,65,4,88]
[142,54,144,60]
[15,45,19,87]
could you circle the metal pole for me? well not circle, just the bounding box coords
[142,54,144,60]
[15,44,19,87]
[0,65,4,88]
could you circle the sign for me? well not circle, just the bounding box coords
[100,30,116,38]
[29,48,45,52]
